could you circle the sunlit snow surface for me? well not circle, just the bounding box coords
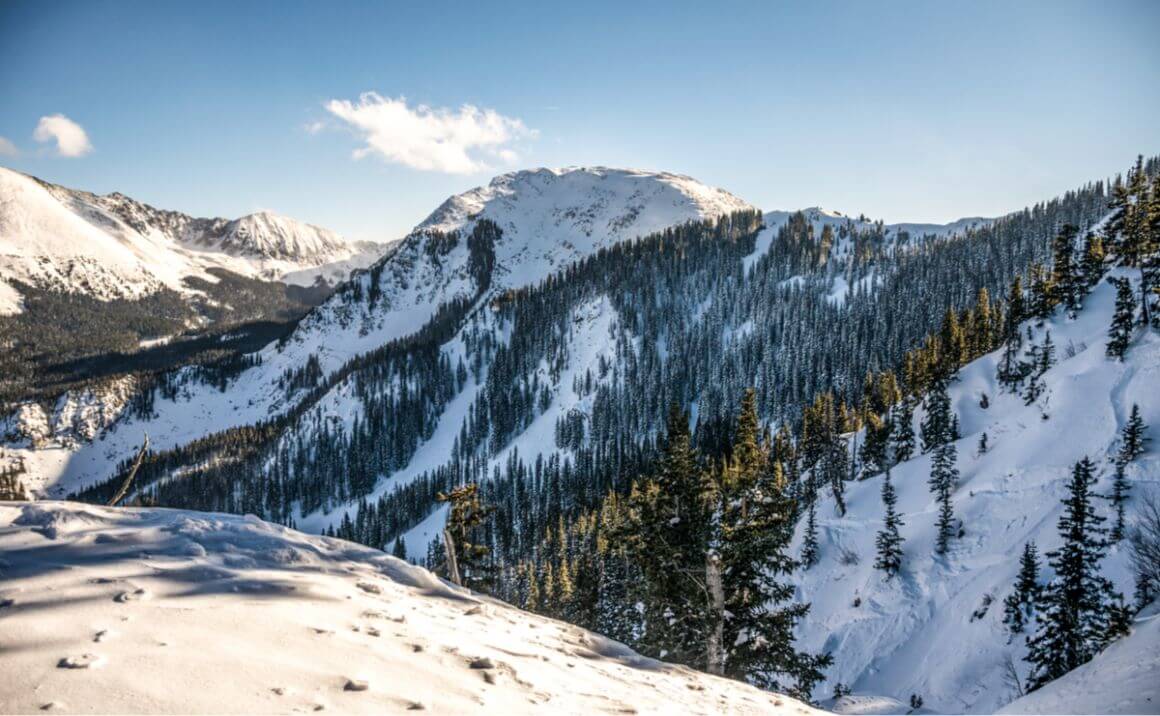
[0,501,818,715]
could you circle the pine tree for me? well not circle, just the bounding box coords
[997,276,1029,391]
[1106,277,1136,360]
[1025,458,1117,691]
[1023,331,1055,406]
[713,389,831,700]
[1118,404,1149,465]
[801,497,820,568]
[920,378,953,453]
[891,398,916,463]
[874,467,904,577]
[621,403,712,666]
[1109,404,1149,541]
[929,437,959,555]
[392,534,407,560]
[1108,462,1130,543]
[1080,231,1106,288]
[1002,542,1042,636]
[1051,224,1082,315]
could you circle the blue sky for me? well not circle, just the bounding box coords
[1,0,1158,241]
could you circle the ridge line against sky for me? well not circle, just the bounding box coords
[1,0,1158,242]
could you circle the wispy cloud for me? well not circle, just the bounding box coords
[33,114,93,157]
[324,93,535,174]
[0,136,17,157]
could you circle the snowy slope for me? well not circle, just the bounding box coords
[0,501,819,715]
[0,166,386,314]
[790,270,1159,713]
[997,605,1160,715]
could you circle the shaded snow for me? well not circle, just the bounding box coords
[0,501,818,715]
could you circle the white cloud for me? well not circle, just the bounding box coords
[0,136,17,157]
[33,114,93,157]
[324,93,535,174]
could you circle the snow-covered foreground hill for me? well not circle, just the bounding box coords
[0,502,818,715]
[0,166,386,315]
[997,604,1159,715]
[793,271,1159,713]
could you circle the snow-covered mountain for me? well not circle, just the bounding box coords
[1,166,757,496]
[0,166,387,315]
[0,501,818,715]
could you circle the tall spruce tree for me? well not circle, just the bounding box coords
[921,378,953,454]
[1106,277,1136,360]
[1051,224,1082,315]
[929,437,959,555]
[891,398,916,464]
[874,467,904,577]
[1025,458,1117,691]
[1002,541,1042,636]
[713,389,830,701]
[1110,404,1150,541]
[622,403,711,666]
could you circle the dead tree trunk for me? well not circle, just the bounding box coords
[107,434,149,507]
[706,550,725,676]
[443,528,462,586]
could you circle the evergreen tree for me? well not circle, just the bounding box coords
[1080,231,1106,288]
[891,398,916,464]
[1051,224,1082,315]
[621,403,712,666]
[1118,404,1149,465]
[1023,331,1055,406]
[874,467,904,577]
[1106,277,1136,360]
[1109,404,1149,541]
[713,390,831,700]
[929,437,959,555]
[920,378,953,453]
[997,276,1029,391]
[1002,542,1042,636]
[801,497,820,568]
[1025,458,1117,691]
[392,534,407,560]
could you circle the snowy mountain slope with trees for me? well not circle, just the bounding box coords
[1,166,754,499]
[3,157,1156,713]
[789,270,1159,713]
[0,501,819,716]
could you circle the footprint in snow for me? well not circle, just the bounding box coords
[355,581,382,594]
[114,588,148,603]
[93,629,115,643]
[58,653,104,669]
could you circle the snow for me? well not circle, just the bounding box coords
[0,166,387,312]
[998,605,1160,715]
[0,501,819,715]
[791,270,1160,713]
